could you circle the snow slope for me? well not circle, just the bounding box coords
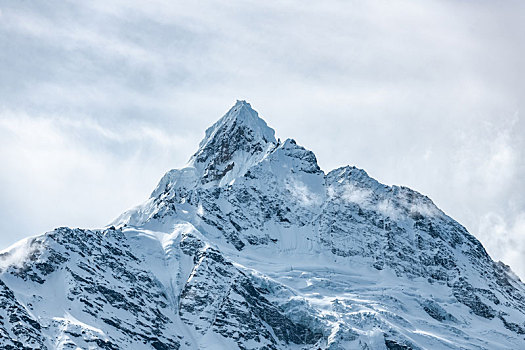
[1,100,524,350]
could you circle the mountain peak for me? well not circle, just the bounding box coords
[232,99,252,109]
[3,101,525,350]
[197,100,276,149]
[189,101,277,185]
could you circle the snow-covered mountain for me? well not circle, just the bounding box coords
[1,100,524,350]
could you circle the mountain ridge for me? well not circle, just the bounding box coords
[1,101,524,350]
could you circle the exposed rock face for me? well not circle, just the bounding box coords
[1,101,524,349]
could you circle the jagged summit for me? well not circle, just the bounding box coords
[194,100,276,152]
[1,101,524,350]
[187,100,278,186]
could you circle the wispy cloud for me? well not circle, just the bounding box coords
[286,178,322,207]
[479,212,525,279]
[338,184,373,205]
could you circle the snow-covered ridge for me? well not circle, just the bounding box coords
[1,101,524,350]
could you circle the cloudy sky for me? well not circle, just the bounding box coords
[1,0,524,279]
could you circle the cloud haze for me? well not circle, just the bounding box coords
[1,0,524,278]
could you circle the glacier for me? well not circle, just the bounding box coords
[0,100,524,349]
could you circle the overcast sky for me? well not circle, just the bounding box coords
[1,0,524,279]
